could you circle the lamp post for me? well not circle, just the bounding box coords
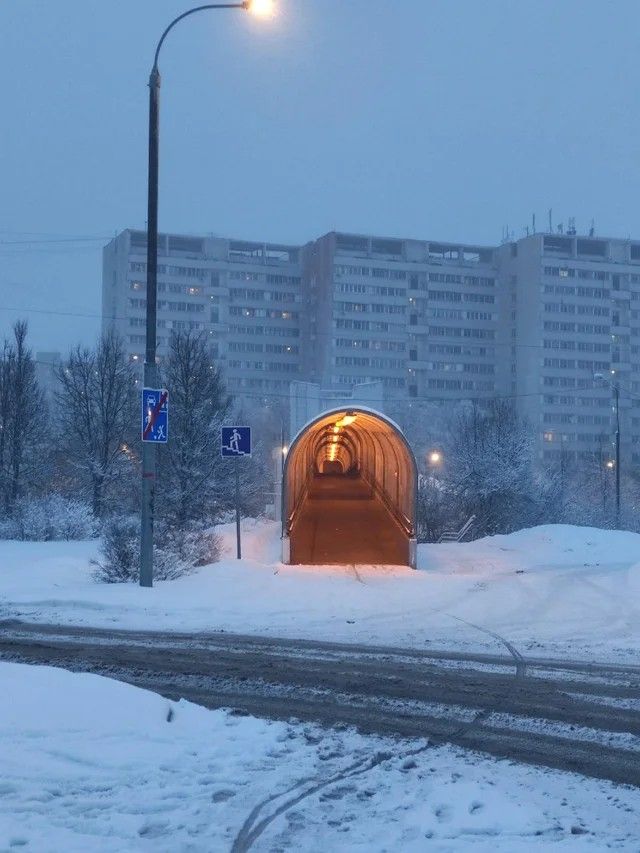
[140,0,273,587]
[613,381,621,527]
[594,372,621,528]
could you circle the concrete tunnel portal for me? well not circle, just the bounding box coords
[282,407,418,568]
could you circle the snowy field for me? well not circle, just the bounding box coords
[1,661,638,852]
[1,522,640,662]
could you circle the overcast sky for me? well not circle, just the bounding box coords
[2,0,640,352]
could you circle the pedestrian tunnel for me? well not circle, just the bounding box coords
[282,407,418,568]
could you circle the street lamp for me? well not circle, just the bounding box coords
[140,1,273,587]
[428,450,442,466]
[594,372,621,528]
[249,0,275,14]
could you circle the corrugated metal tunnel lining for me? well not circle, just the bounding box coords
[282,407,418,568]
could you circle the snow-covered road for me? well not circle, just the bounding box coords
[1,522,639,663]
[2,620,639,788]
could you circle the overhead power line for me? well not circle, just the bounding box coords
[0,304,624,354]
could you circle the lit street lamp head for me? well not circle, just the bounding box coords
[244,0,275,16]
[428,451,442,465]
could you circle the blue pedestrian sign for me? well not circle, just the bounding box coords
[142,388,169,443]
[221,426,251,458]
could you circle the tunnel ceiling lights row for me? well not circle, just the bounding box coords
[324,413,358,462]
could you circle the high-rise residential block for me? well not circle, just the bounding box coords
[103,226,640,466]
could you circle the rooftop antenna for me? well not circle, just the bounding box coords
[532,213,536,233]
[548,208,553,232]
[589,218,595,237]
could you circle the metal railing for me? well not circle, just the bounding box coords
[437,514,476,544]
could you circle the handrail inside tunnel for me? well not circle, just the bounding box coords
[282,407,418,567]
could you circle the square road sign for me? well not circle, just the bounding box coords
[221,426,251,457]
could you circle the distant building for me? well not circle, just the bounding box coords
[498,232,638,466]
[103,227,640,467]
[288,380,385,438]
[102,230,302,402]
[35,351,61,400]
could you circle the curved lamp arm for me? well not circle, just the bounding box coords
[152,3,248,72]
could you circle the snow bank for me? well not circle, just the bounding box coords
[1,662,637,851]
[1,522,639,661]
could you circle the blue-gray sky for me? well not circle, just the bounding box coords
[2,0,639,352]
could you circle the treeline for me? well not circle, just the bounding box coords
[2,321,636,566]
[0,322,270,578]
[402,399,640,542]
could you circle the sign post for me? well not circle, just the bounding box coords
[140,388,169,588]
[221,426,252,560]
[235,459,241,559]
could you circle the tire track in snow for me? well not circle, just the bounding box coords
[230,617,527,852]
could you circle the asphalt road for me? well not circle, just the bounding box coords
[1,619,639,789]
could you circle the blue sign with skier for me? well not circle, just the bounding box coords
[221,426,251,457]
[142,388,169,443]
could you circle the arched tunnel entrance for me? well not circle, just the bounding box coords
[282,407,418,568]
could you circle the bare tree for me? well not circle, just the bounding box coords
[55,332,136,517]
[0,321,45,513]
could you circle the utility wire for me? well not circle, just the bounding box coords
[0,303,628,354]
[0,236,110,246]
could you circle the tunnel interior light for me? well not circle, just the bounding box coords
[335,413,357,428]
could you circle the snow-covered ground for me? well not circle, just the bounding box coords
[1,662,637,852]
[1,522,640,662]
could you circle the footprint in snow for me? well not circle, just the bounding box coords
[211,789,236,803]
[434,804,452,823]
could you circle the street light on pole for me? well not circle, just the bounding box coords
[140,1,274,588]
[594,372,621,528]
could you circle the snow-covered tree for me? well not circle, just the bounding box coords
[441,399,541,536]
[0,321,46,514]
[157,330,231,528]
[55,332,136,518]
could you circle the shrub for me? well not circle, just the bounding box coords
[4,495,98,541]
[92,516,221,583]
[0,516,19,540]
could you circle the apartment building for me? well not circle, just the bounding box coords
[103,226,640,466]
[499,232,640,466]
[302,232,505,403]
[102,230,303,401]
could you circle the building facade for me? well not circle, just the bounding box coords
[103,227,640,466]
[499,232,640,467]
[102,230,303,402]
